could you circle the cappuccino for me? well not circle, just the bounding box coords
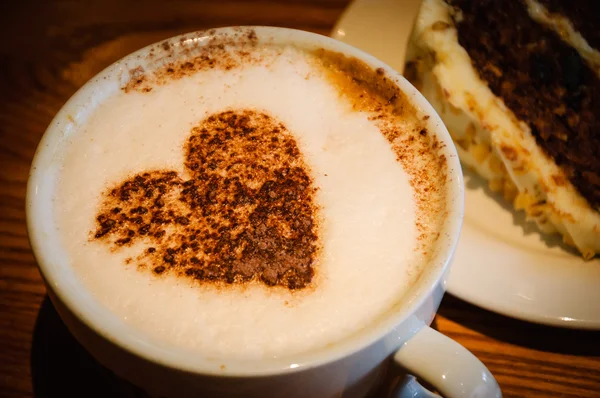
[53,28,448,360]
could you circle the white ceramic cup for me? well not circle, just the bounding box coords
[27,27,501,398]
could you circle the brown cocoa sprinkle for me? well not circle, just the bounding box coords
[116,237,131,245]
[313,48,449,256]
[247,30,258,41]
[312,48,416,120]
[122,28,261,93]
[92,110,321,290]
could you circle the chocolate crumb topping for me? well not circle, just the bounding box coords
[449,0,600,210]
[92,110,321,290]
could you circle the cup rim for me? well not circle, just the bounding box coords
[26,26,464,377]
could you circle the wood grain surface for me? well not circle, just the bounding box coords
[0,1,599,397]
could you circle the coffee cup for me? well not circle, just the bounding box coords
[27,26,500,397]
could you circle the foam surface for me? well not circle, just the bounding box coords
[55,44,429,359]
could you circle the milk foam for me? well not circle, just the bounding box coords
[55,44,428,359]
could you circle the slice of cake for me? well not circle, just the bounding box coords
[406,0,600,258]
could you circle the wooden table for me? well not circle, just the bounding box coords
[0,1,598,397]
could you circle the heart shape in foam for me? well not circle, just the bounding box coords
[93,109,320,289]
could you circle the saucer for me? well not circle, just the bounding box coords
[332,0,600,329]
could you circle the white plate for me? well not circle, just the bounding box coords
[332,0,600,329]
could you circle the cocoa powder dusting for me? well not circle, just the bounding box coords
[122,28,260,93]
[312,49,449,255]
[92,110,320,290]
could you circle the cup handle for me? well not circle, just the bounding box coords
[392,324,502,398]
